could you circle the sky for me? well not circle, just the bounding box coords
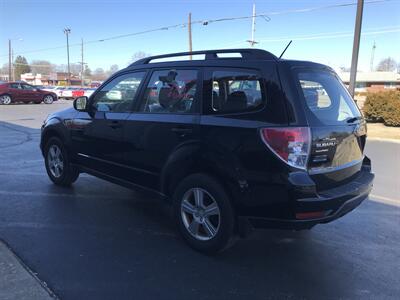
[0,0,399,73]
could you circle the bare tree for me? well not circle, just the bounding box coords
[131,51,151,63]
[30,60,54,75]
[376,57,397,72]
[106,64,119,77]
[92,68,107,81]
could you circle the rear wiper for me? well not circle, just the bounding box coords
[346,116,362,123]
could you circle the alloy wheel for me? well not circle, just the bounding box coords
[43,95,54,104]
[1,95,11,105]
[180,188,221,241]
[47,145,64,178]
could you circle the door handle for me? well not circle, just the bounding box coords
[108,121,122,129]
[171,127,193,134]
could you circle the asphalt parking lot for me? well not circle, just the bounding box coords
[0,102,399,299]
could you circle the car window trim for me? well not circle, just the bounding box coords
[89,70,148,113]
[134,67,202,115]
[203,66,267,116]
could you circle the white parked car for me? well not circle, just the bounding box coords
[84,88,97,98]
[60,87,80,100]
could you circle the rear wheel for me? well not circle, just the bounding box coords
[0,94,12,105]
[43,95,54,104]
[44,137,79,186]
[173,173,236,254]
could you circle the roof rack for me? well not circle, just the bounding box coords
[129,48,277,66]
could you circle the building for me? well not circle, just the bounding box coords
[0,74,9,82]
[48,72,81,86]
[20,73,50,85]
[338,71,400,93]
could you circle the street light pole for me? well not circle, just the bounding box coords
[349,0,364,98]
[64,28,71,86]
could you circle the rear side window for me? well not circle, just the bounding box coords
[297,70,361,125]
[211,69,264,113]
[140,69,198,114]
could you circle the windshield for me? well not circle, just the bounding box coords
[296,69,361,126]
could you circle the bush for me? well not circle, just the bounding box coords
[363,91,400,126]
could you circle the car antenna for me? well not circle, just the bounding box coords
[279,40,292,59]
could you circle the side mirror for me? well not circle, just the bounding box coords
[73,96,89,112]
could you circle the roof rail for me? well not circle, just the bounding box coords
[129,48,277,66]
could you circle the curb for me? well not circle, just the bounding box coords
[0,238,59,299]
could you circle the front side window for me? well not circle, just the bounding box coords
[9,83,21,89]
[297,70,361,125]
[92,72,145,112]
[211,70,264,113]
[140,69,198,113]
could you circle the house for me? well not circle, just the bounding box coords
[20,73,50,85]
[48,72,81,86]
[338,71,400,93]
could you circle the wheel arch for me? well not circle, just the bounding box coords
[160,142,246,207]
[40,119,70,156]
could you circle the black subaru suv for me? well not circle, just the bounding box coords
[41,49,374,253]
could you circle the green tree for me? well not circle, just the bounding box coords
[14,56,31,80]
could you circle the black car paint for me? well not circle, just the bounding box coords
[41,51,374,231]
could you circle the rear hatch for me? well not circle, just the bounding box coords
[294,68,366,190]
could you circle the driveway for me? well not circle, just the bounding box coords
[0,103,399,299]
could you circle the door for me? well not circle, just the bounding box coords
[70,71,147,177]
[21,83,41,102]
[8,83,23,101]
[122,68,201,190]
[294,68,365,189]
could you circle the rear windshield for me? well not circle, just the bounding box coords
[296,69,361,126]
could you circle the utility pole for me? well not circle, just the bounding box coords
[188,13,193,60]
[8,39,11,82]
[246,3,258,47]
[370,41,376,71]
[81,38,84,87]
[349,0,364,98]
[64,28,71,86]
[11,49,14,81]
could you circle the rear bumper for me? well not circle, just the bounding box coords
[239,165,374,230]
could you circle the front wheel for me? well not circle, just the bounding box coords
[44,137,79,186]
[173,173,236,254]
[43,95,54,104]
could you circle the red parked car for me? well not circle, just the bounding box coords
[0,82,57,105]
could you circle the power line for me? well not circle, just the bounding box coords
[0,0,393,59]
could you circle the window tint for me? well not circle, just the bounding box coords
[297,70,361,125]
[140,69,197,113]
[9,83,21,89]
[92,72,145,112]
[22,84,35,90]
[211,70,264,113]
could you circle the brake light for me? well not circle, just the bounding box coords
[260,127,311,170]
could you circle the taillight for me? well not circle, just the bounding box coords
[260,127,311,170]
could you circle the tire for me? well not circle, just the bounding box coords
[43,94,54,104]
[44,137,79,186]
[0,94,12,105]
[172,173,236,254]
